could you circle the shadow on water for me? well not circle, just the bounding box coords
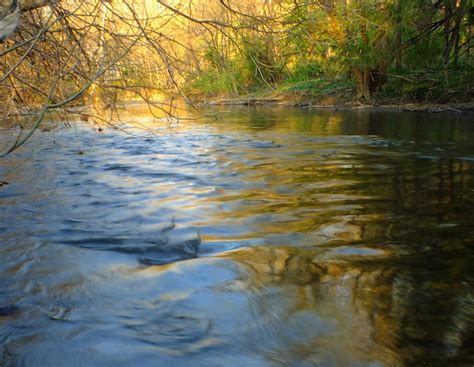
[0,105,473,366]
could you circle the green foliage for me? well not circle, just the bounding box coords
[378,66,474,102]
[400,0,445,69]
[189,36,285,97]
[203,47,225,70]
[287,63,324,83]
[189,68,242,96]
[187,0,473,101]
[240,36,284,85]
[281,78,355,98]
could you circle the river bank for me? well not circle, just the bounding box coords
[192,69,474,114]
[197,95,474,114]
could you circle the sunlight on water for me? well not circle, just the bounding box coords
[1,106,473,366]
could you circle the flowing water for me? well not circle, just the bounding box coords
[0,106,473,366]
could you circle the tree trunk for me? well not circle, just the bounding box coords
[395,0,403,70]
[443,0,453,66]
[353,68,371,100]
[452,0,468,66]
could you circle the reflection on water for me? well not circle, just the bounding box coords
[0,106,473,366]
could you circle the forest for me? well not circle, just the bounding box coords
[0,1,472,141]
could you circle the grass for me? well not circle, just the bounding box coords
[375,67,474,103]
[187,62,473,105]
[279,78,356,98]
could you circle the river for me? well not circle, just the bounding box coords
[1,106,473,366]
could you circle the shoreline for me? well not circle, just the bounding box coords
[13,98,474,118]
[198,97,474,114]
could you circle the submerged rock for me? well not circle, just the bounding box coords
[159,233,201,256]
[139,233,202,266]
[57,220,202,266]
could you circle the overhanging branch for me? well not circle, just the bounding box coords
[19,0,57,12]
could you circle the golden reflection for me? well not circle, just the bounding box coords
[222,245,401,365]
[326,115,344,135]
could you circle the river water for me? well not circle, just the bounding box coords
[0,106,473,366]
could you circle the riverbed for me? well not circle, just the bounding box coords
[1,106,473,366]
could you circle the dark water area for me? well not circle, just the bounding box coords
[0,106,473,366]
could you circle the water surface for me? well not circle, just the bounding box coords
[1,106,473,366]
